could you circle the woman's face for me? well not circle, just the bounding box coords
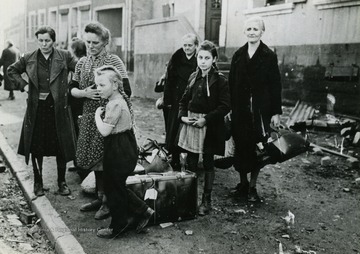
[95,73,116,99]
[37,33,54,54]
[197,50,215,72]
[244,20,263,44]
[182,37,197,57]
[85,32,107,56]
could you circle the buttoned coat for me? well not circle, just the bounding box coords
[7,48,77,164]
[0,46,20,90]
[228,41,282,170]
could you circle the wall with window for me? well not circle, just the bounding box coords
[222,0,360,115]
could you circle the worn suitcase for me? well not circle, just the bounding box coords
[126,171,198,224]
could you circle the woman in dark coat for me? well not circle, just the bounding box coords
[163,33,198,170]
[7,26,77,197]
[228,16,282,202]
[0,40,20,100]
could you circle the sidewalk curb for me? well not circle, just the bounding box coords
[0,130,86,254]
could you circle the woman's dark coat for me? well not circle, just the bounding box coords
[7,48,77,164]
[0,46,20,91]
[228,41,282,171]
[179,69,231,156]
[163,48,197,152]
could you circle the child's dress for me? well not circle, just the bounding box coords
[102,98,148,233]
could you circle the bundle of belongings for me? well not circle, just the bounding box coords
[81,138,198,224]
[215,125,310,169]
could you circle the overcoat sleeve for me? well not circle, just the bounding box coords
[269,54,282,115]
[7,56,28,91]
[163,55,175,106]
[204,76,231,124]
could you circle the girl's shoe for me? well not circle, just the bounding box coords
[198,193,211,216]
[136,207,155,233]
[248,187,261,202]
[80,199,102,212]
[94,204,110,220]
[97,224,129,239]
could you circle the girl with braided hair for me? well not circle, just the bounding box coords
[178,40,230,215]
[94,65,154,238]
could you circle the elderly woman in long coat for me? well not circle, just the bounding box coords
[229,16,282,202]
[7,26,77,197]
[163,33,198,170]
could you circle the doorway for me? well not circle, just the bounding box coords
[205,0,222,45]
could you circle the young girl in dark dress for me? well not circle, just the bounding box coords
[178,40,230,216]
[94,65,154,238]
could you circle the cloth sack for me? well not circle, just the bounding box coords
[138,139,173,174]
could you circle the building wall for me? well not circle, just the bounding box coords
[133,17,198,98]
[222,0,360,115]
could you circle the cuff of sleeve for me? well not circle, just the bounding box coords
[103,122,115,128]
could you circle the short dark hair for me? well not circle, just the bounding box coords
[198,40,218,60]
[84,22,110,43]
[70,38,87,58]
[35,26,56,42]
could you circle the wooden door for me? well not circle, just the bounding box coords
[205,0,222,45]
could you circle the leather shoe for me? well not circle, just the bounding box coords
[34,182,45,197]
[80,199,102,212]
[58,182,71,196]
[248,187,262,203]
[136,207,155,233]
[94,204,110,220]
[97,224,129,239]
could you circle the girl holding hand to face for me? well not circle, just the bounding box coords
[178,40,230,216]
[94,65,154,239]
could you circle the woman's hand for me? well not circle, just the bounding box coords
[84,86,101,100]
[181,116,197,125]
[271,114,281,128]
[95,107,104,116]
[193,117,206,128]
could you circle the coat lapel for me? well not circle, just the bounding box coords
[25,51,39,89]
[50,49,65,84]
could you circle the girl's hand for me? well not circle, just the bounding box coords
[181,116,197,125]
[193,117,206,128]
[84,86,101,100]
[271,114,281,128]
[95,107,104,116]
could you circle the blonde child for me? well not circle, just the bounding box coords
[178,40,230,215]
[94,65,154,238]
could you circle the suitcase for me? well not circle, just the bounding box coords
[126,171,198,224]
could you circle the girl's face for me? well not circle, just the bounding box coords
[182,37,197,57]
[244,20,263,44]
[85,32,107,56]
[37,33,54,54]
[95,74,117,99]
[197,50,215,72]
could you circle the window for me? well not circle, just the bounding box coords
[266,0,285,6]
[27,12,37,40]
[38,10,46,27]
[244,0,297,16]
[211,0,222,9]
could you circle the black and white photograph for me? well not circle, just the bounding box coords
[0,0,359,253]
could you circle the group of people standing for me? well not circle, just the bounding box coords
[7,22,154,239]
[162,16,282,214]
[5,15,282,239]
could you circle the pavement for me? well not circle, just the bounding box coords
[0,89,165,254]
